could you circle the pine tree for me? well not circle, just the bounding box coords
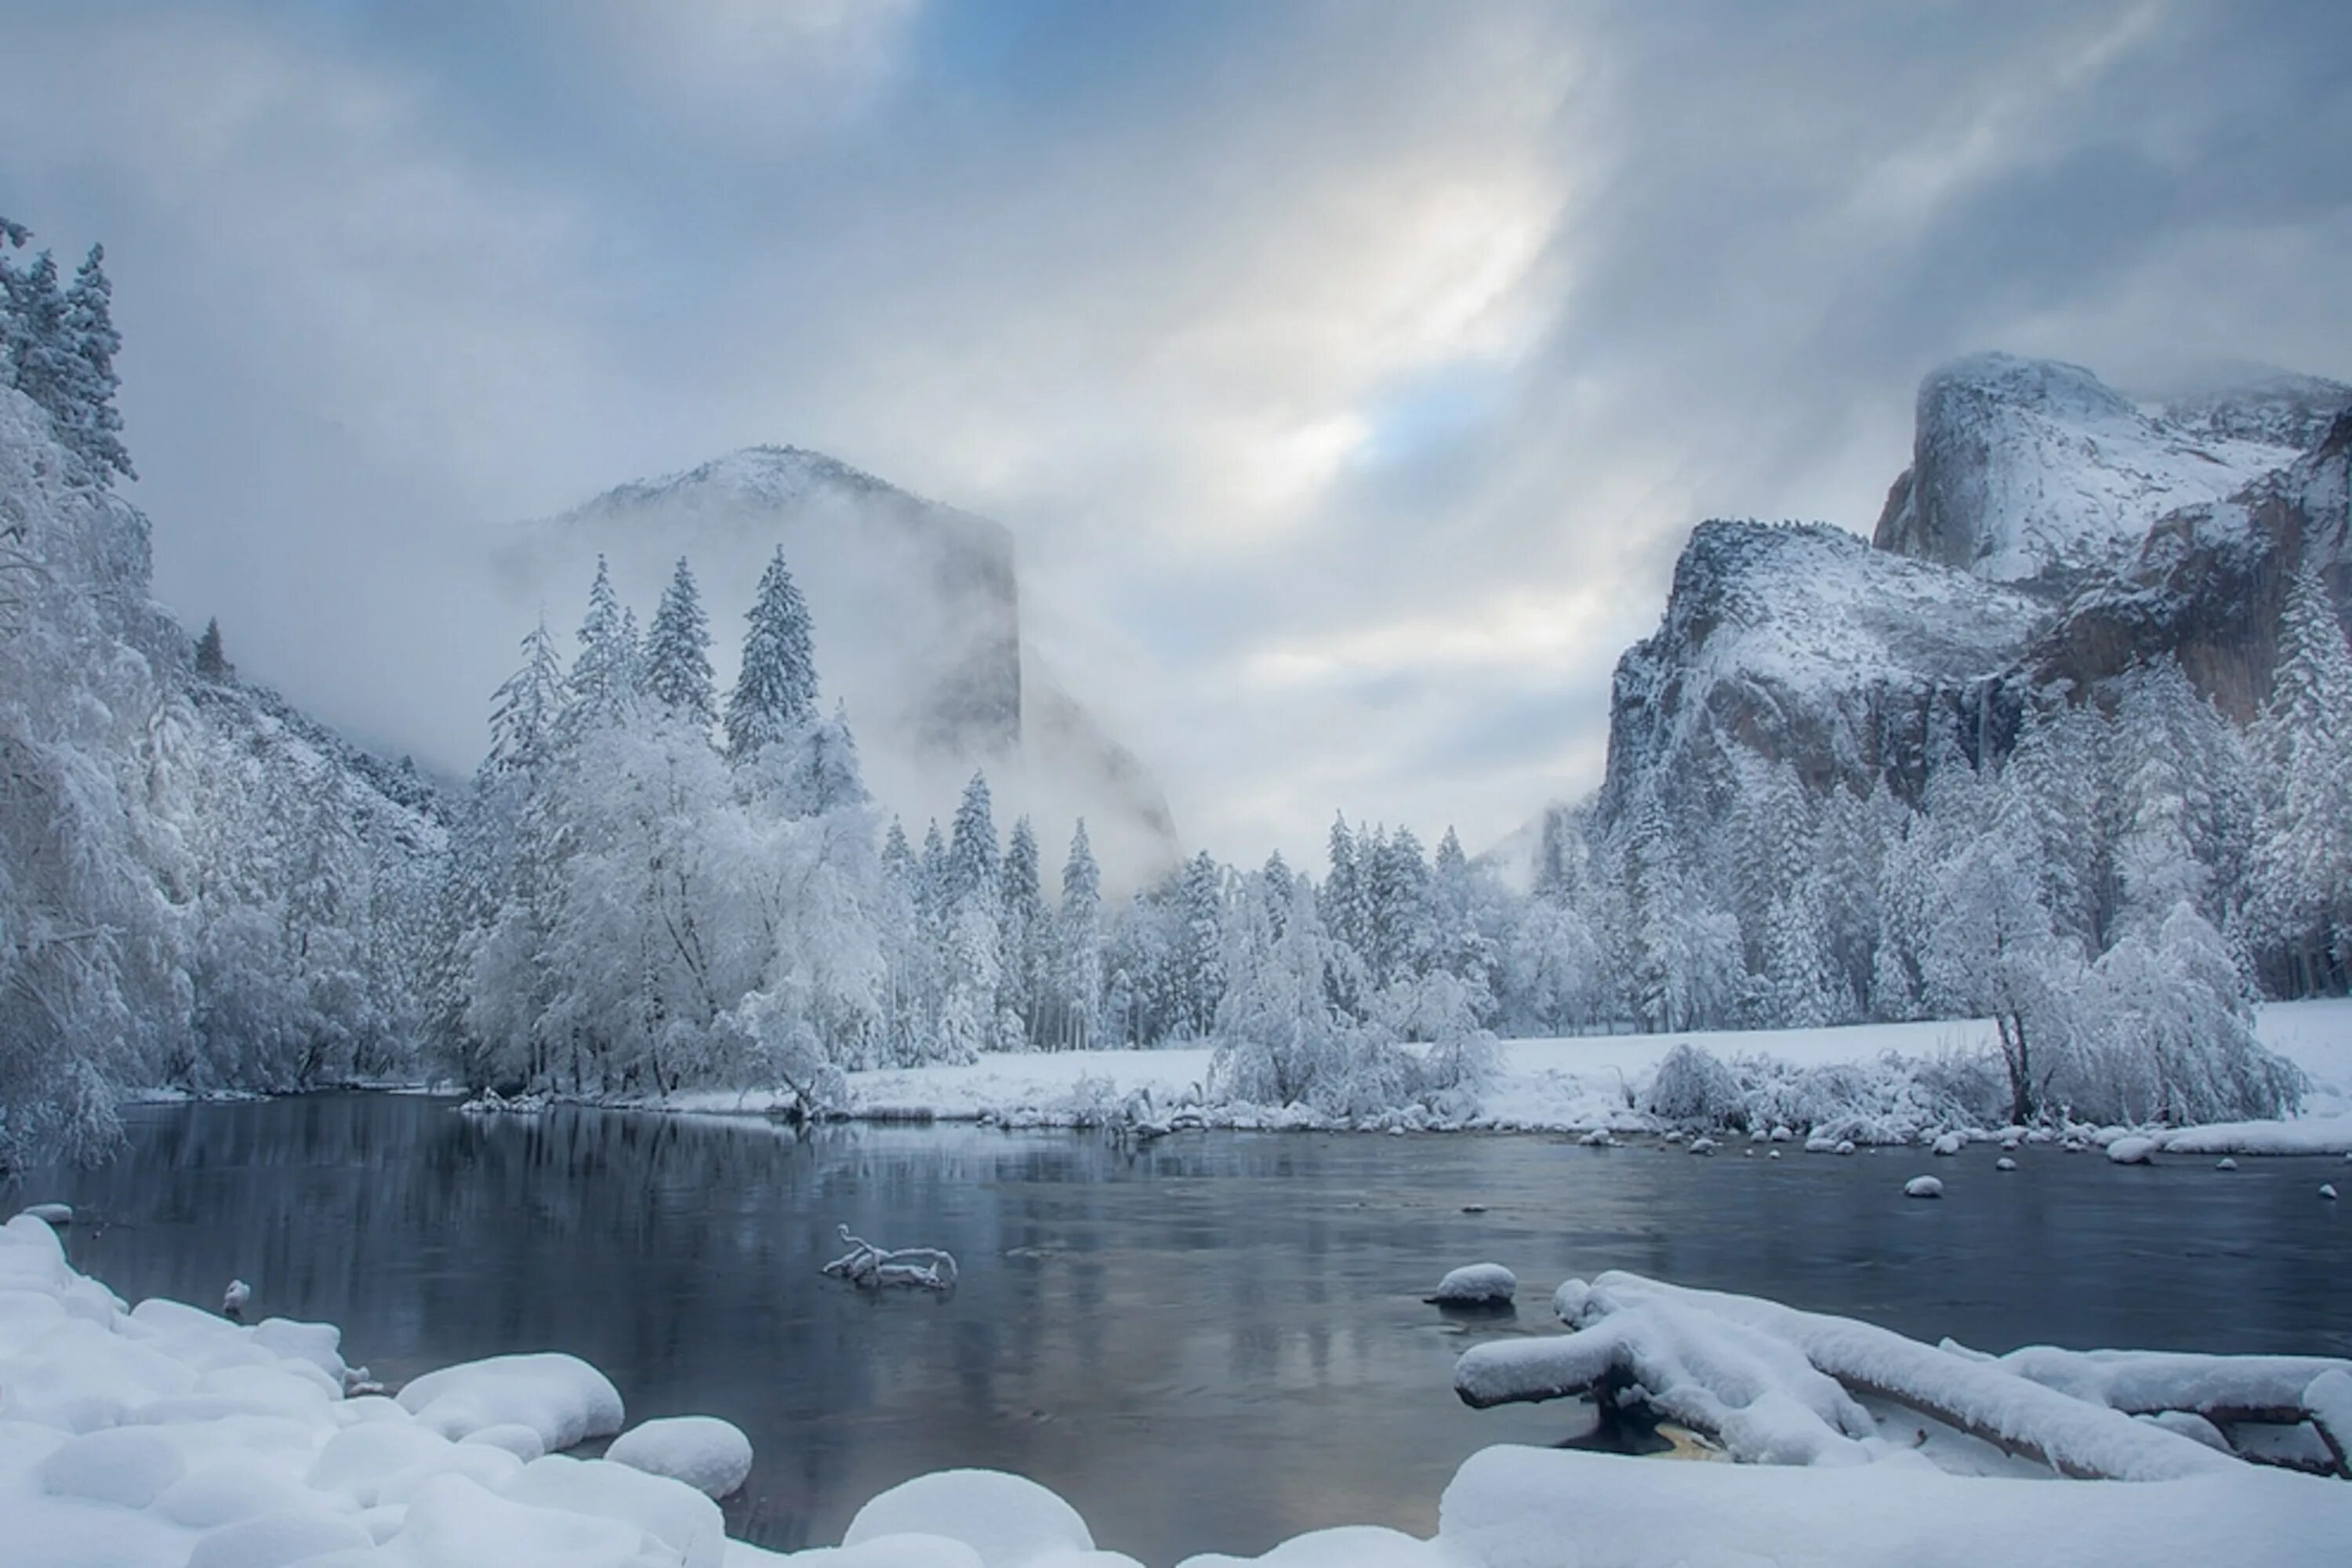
[564,557,638,733]
[727,547,818,758]
[194,617,232,681]
[2249,565,2352,993]
[1000,817,1046,1047]
[1053,820,1103,1049]
[644,557,715,725]
[59,245,132,483]
[488,619,565,775]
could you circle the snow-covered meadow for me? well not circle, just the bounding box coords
[6,1208,2347,1568]
[651,1000,2352,1152]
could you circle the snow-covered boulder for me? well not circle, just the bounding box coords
[16,1203,72,1227]
[1930,1133,1964,1157]
[606,1415,753,1499]
[395,1352,623,1450]
[1427,1264,1517,1307]
[844,1469,1095,1567]
[2106,1136,2158,1165]
[1995,1157,2018,1172]
[1904,1176,1944,1200]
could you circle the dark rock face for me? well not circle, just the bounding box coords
[1602,361,2350,831]
[2016,411,2352,724]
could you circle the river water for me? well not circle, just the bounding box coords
[13,1095,2348,1560]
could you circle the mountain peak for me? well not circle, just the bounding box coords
[1872,351,2300,587]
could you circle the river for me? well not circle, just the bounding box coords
[13,1095,2348,1561]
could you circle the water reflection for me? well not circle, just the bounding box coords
[14,1098,2349,1561]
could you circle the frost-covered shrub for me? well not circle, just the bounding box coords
[1726,1047,2006,1144]
[2049,904,2305,1125]
[1644,1043,1744,1129]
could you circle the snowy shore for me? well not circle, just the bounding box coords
[643,1000,2352,1151]
[5,1211,2348,1567]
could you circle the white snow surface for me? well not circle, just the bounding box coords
[6,1214,2347,1566]
[1438,1444,2348,1567]
[607,1416,754,1499]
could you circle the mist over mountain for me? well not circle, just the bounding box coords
[495,445,1179,887]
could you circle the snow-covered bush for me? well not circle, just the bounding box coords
[1644,1043,1744,1130]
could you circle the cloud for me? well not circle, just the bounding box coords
[0,0,2346,873]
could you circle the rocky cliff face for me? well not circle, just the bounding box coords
[1600,358,2351,830]
[1869,353,2310,589]
[500,445,1179,880]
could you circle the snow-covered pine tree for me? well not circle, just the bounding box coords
[58,245,132,484]
[1051,820,1103,1050]
[1166,851,1227,1039]
[564,556,639,735]
[2249,565,2352,996]
[1001,817,1046,1048]
[644,556,716,726]
[726,546,818,759]
[194,617,232,681]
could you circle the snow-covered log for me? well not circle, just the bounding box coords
[1461,1272,2238,1481]
[1456,1284,1877,1465]
[1584,1273,2238,1480]
[1980,1344,2352,1428]
[821,1223,959,1292]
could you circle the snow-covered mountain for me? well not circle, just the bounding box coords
[1869,353,2332,588]
[1602,354,2351,832]
[1599,520,2049,821]
[497,445,1179,883]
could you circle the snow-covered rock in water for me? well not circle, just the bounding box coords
[1767,1149,1782,1160]
[843,1469,1095,1567]
[2106,1136,2158,1165]
[1835,1139,1857,1156]
[605,1415,753,1499]
[1577,1129,1614,1147]
[2216,1157,2238,1171]
[1930,1133,1964,1157]
[1427,1264,1517,1306]
[2323,1184,2339,1201]
[222,1278,252,1316]
[1904,1176,1944,1200]
[1688,1135,1718,1156]
[17,1203,72,1227]
[1995,1156,2018,1172]
[395,1352,624,1450]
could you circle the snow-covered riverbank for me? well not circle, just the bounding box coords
[5,1210,2347,1567]
[644,1000,2352,1150]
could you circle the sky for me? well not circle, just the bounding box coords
[2,0,2348,871]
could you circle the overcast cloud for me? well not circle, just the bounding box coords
[2,0,2347,868]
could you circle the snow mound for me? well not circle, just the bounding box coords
[1172,1524,1453,1566]
[506,1453,729,1568]
[395,1352,624,1450]
[1995,1157,2017,1171]
[17,1203,73,1226]
[1428,1265,1517,1306]
[605,1415,753,1498]
[2107,1136,2158,1165]
[1439,1444,2352,1568]
[843,1470,1095,1566]
[2158,1114,2352,1156]
[1904,1176,1944,1199]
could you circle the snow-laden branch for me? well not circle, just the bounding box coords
[1457,1271,2241,1481]
[821,1223,959,1293]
